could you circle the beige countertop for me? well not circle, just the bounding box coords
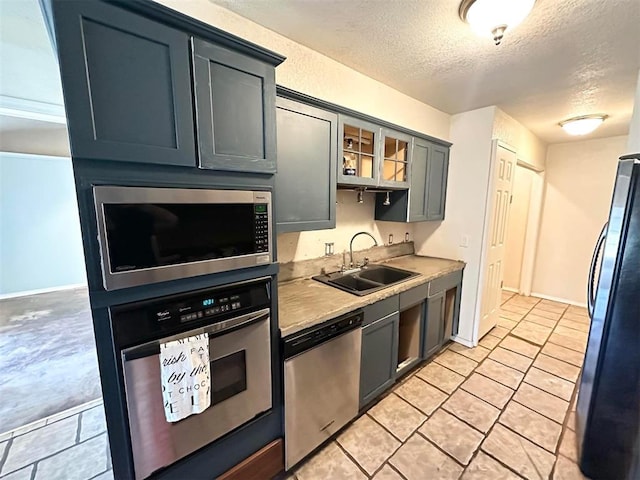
[278,255,465,337]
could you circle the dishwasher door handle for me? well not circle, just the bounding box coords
[320,420,335,432]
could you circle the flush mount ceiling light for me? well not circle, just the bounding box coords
[459,0,536,45]
[559,115,608,136]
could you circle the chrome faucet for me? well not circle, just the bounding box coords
[349,231,378,268]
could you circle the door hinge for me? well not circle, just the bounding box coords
[501,280,504,288]
[510,195,513,204]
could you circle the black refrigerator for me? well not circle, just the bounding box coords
[577,153,640,480]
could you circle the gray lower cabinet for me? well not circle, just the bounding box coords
[275,97,337,232]
[359,312,399,408]
[193,38,277,173]
[374,139,450,222]
[358,271,463,407]
[423,292,445,359]
[422,270,463,359]
[47,0,196,166]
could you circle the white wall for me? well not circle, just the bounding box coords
[414,106,496,345]
[0,152,86,295]
[0,117,70,157]
[493,108,547,170]
[278,191,414,263]
[532,135,629,305]
[628,69,640,152]
[154,0,452,265]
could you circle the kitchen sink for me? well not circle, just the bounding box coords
[313,264,419,296]
[329,275,381,292]
[359,265,415,285]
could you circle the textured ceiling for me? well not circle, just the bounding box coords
[212,0,640,143]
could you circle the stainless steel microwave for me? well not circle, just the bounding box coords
[93,186,272,290]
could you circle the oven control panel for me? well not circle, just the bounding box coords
[111,279,271,349]
[152,291,247,325]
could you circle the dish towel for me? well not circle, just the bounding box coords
[160,333,211,423]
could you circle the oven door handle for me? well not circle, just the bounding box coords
[122,307,270,361]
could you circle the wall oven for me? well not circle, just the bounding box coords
[112,278,273,479]
[93,186,272,290]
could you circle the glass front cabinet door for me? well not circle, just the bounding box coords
[379,128,411,189]
[338,116,381,187]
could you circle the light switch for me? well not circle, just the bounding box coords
[460,235,470,248]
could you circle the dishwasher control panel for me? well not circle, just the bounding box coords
[283,310,363,359]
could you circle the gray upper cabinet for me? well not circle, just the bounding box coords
[426,144,449,221]
[408,138,430,222]
[48,1,195,166]
[275,97,337,233]
[193,38,277,173]
[338,116,381,187]
[374,138,450,222]
[379,129,411,189]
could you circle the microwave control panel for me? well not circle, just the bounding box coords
[254,204,269,253]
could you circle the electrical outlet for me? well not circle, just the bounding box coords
[324,242,334,256]
[460,235,470,248]
[388,234,394,245]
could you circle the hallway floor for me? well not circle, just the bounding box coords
[290,292,589,480]
[0,287,100,432]
[0,293,590,479]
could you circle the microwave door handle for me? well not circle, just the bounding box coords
[121,308,270,361]
[587,223,607,319]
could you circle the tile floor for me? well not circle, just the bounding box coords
[0,287,100,431]
[291,292,590,480]
[0,292,590,480]
[0,399,111,480]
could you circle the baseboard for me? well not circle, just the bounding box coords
[531,292,587,308]
[451,335,475,348]
[502,287,519,293]
[0,283,87,300]
[218,439,283,480]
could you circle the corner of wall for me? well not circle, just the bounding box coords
[414,106,497,344]
[627,69,640,153]
[492,107,547,171]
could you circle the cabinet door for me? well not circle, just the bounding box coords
[275,98,337,232]
[360,313,399,408]
[50,1,195,166]
[193,39,277,173]
[423,292,444,359]
[408,138,430,222]
[426,144,450,221]
[338,116,381,187]
[379,129,411,189]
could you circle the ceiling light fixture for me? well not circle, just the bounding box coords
[559,115,608,136]
[459,0,536,45]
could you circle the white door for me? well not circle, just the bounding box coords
[478,143,517,339]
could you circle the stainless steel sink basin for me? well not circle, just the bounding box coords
[313,264,419,296]
[359,265,415,285]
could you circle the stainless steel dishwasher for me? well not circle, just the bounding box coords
[283,310,363,470]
